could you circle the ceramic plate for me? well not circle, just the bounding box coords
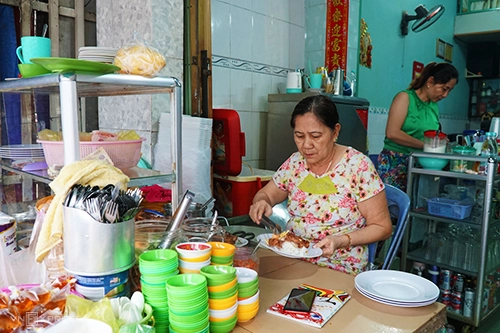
[31,57,120,74]
[355,270,440,303]
[355,285,437,307]
[256,233,322,259]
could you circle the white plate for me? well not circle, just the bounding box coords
[355,270,440,303]
[355,284,437,307]
[256,233,322,259]
[234,237,249,248]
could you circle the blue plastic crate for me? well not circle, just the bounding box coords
[427,198,474,220]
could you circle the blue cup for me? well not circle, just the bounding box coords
[16,36,51,64]
[306,73,323,89]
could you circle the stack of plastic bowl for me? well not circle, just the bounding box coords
[166,274,210,333]
[175,242,212,274]
[208,242,236,266]
[138,249,179,332]
[200,265,238,333]
[235,267,260,323]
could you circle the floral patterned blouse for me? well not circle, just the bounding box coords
[273,147,384,275]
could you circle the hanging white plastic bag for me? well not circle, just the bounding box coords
[0,206,47,287]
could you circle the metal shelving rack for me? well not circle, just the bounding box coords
[0,72,183,208]
[401,151,499,327]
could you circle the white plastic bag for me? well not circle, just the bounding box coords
[0,206,47,287]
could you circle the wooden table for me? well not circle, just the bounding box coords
[233,249,446,333]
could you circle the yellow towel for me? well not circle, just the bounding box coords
[35,160,130,263]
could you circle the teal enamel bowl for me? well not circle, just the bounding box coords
[417,157,449,170]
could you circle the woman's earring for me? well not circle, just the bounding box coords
[427,85,430,88]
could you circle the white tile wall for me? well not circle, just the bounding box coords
[211,0,305,168]
[211,0,364,167]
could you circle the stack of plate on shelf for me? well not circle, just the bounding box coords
[354,270,440,307]
[0,144,45,161]
[78,46,118,63]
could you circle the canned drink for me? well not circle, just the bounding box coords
[440,269,451,290]
[428,265,440,286]
[441,289,452,307]
[452,273,464,293]
[463,288,475,318]
[482,287,489,315]
[451,291,462,314]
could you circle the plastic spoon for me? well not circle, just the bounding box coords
[42,24,48,38]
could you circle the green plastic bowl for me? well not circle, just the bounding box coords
[18,63,51,78]
[417,156,449,170]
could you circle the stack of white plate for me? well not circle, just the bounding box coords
[78,47,118,63]
[354,270,439,307]
[0,144,45,161]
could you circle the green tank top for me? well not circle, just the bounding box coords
[383,89,440,154]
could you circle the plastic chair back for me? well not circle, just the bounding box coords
[368,184,411,270]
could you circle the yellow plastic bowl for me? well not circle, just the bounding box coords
[178,252,211,263]
[207,277,237,293]
[237,301,259,313]
[237,306,259,322]
[208,293,238,310]
[208,242,236,257]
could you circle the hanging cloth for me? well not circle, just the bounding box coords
[0,5,22,145]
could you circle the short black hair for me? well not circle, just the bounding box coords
[290,95,339,130]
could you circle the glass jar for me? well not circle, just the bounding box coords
[423,130,447,153]
[233,246,260,273]
[135,219,187,257]
[451,146,477,172]
[181,217,225,242]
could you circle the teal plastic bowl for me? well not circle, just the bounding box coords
[418,157,449,170]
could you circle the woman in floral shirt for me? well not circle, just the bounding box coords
[249,95,392,275]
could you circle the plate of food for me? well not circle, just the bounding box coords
[256,231,322,259]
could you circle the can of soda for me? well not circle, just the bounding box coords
[463,288,475,318]
[428,265,440,286]
[451,291,462,314]
[441,289,452,308]
[452,273,464,293]
[440,269,451,290]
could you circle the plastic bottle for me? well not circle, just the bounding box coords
[349,70,356,96]
[478,132,498,175]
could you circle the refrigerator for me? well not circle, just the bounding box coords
[265,93,369,171]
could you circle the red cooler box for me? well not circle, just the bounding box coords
[213,109,246,176]
[214,168,276,217]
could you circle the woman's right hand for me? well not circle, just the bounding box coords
[249,200,274,224]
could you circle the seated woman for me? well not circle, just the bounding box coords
[249,95,392,275]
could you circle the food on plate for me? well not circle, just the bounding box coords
[222,231,239,245]
[267,231,310,256]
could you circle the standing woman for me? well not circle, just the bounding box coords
[377,62,459,192]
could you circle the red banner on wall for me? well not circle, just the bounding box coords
[325,0,349,72]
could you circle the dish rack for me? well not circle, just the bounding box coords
[38,139,145,169]
[427,197,474,220]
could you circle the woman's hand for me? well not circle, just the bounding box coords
[314,235,345,257]
[248,200,273,224]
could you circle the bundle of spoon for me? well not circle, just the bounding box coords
[63,183,143,223]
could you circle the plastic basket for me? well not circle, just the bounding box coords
[37,138,145,169]
[427,198,474,220]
